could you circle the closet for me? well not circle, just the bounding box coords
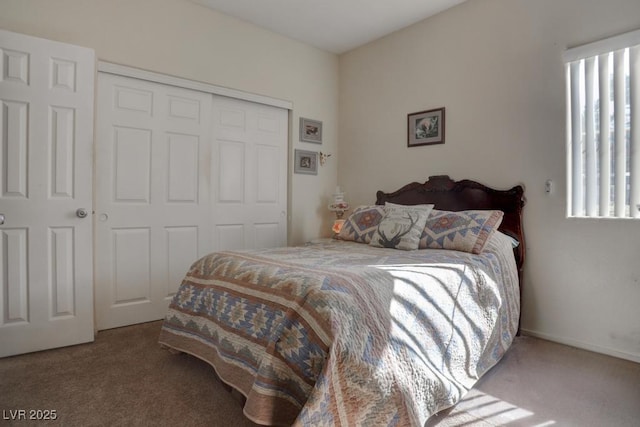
[95,67,289,330]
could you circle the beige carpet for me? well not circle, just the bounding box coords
[0,321,257,427]
[1,321,639,426]
[427,335,640,427]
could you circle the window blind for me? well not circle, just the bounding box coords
[564,29,640,218]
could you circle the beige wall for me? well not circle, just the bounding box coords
[339,0,640,362]
[0,0,339,245]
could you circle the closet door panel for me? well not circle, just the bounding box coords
[95,73,212,330]
[212,97,288,251]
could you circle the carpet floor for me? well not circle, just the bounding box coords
[1,321,638,426]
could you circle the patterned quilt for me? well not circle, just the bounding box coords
[159,233,519,426]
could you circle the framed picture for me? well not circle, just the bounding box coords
[299,117,323,144]
[408,107,445,147]
[294,149,318,175]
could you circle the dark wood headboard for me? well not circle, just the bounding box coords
[375,175,526,285]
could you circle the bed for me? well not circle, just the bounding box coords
[159,175,526,426]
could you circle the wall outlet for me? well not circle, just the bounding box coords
[545,179,553,194]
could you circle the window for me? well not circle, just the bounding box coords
[564,29,640,218]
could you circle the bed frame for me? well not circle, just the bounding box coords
[375,175,526,289]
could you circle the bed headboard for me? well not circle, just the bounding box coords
[375,175,526,284]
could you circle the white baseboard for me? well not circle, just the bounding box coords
[520,328,640,364]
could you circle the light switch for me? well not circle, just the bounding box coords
[545,180,553,194]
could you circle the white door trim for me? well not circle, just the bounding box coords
[97,61,293,111]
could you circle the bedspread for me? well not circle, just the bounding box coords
[159,233,519,426]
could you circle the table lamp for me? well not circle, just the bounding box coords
[328,186,349,234]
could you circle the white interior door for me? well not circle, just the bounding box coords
[0,30,95,357]
[212,96,288,251]
[95,73,213,330]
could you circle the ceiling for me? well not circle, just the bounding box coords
[192,0,467,54]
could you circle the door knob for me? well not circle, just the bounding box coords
[0,213,4,225]
[76,208,88,218]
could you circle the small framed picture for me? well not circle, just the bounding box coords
[408,107,445,147]
[299,117,323,144]
[294,149,318,175]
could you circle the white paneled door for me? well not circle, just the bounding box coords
[95,74,214,330]
[212,96,288,251]
[95,73,288,331]
[0,30,95,357]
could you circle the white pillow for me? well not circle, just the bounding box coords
[385,202,435,211]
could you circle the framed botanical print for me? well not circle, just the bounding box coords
[408,107,445,147]
[294,149,318,175]
[299,117,323,144]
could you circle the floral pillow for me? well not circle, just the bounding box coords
[419,209,504,254]
[336,205,385,243]
[369,204,432,250]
